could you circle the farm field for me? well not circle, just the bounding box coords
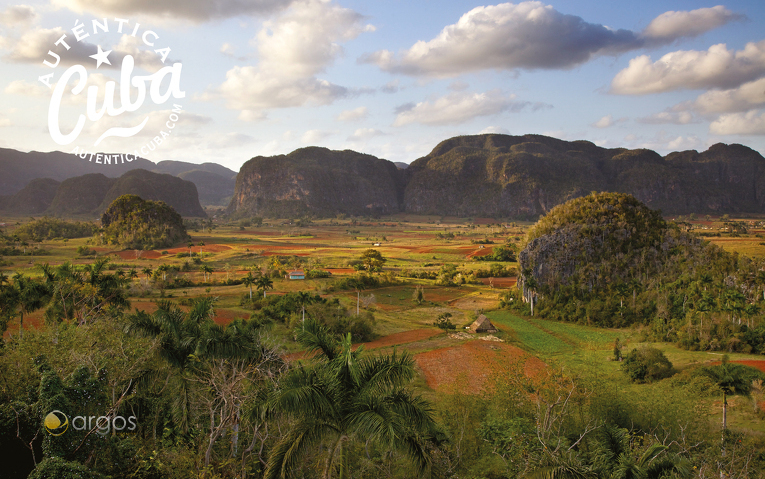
[2,212,765,439]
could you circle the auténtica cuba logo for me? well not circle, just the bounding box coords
[44,410,137,436]
[38,17,185,161]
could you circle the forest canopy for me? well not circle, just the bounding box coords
[98,195,189,250]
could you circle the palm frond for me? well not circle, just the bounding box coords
[263,420,336,479]
[295,318,339,360]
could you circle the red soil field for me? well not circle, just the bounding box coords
[480,277,517,288]
[415,339,547,394]
[466,247,494,258]
[114,250,162,259]
[165,244,233,254]
[360,328,441,350]
[213,308,249,326]
[325,268,355,274]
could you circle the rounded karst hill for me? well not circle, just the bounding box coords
[97,169,206,217]
[519,192,673,294]
[99,194,189,250]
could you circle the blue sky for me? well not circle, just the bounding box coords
[1,0,764,171]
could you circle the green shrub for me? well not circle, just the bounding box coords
[621,347,674,383]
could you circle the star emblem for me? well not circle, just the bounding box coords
[89,45,112,69]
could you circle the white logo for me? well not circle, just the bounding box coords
[38,18,185,162]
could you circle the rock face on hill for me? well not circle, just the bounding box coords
[403,134,765,217]
[228,147,404,217]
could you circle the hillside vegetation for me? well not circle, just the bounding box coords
[98,194,189,250]
[515,192,765,353]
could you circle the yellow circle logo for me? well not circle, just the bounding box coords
[44,410,69,436]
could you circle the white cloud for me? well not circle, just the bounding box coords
[86,108,211,140]
[691,77,765,113]
[4,80,47,97]
[591,114,627,128]
[363,2,643,77]
[52,0,290,22]
[479,126,510,135]
[5,27,98,66]
[666,135,701,150]
[611,41,765,95]
[632,131,704,152]
[301,129,334,143]
[219,0,371,112]
[361,2,736,78]
[337,106,368,122]
[221,67,349,110]
[5,74,121,106]
[238,109,268,122]
[448,80,469,92]
[0,5,38,26]
[381,79,399,93]
[0,117,12,127]
[393,90,528,127]
[637,111,696,125]
[348,128,386,140]
[4,28,167,73]
[113,35,170,72]
[643,6,743,43]
[204,132,256,149]
[710,110,765,135]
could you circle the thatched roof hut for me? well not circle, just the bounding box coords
[469,314,497,333]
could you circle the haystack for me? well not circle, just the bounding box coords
[469,314,498,333]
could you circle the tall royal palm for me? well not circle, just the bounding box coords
[242,272,256,300]
[9,273,48,339]
[265,319,438,479]
[256,274,274,298]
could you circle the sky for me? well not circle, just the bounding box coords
[1,0,765,172]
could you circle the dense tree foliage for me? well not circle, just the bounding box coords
[621,347,674,383]
[514,192,765,352]
[14,217,97,241]
[265,319,439,479]
[98,195,189,250]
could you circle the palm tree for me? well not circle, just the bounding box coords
[525,425,691,479]
[9,273,48,339]
[125,298,283,463]
[699,356,757,430]
[142,266,153,285]
[199,241,205,255]
[200,264,213,282]
[256,274,274,299]
[156,264,170,282]
[296,291,312,329]
[264,319,438,479]
[124,298,220,431]
[128,268,138,285]
[187,241,194,256]
[242,272,256,300]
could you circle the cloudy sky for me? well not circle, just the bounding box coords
[1,0,764,171]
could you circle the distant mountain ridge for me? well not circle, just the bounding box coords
[0,169,206,217]
[0,148,235,206]
[5,134,765,219]
[229,134,765,218]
